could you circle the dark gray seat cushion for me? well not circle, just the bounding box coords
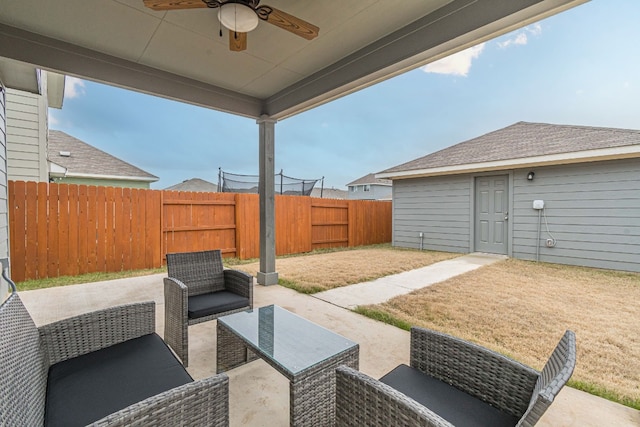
[188,290,249,319]
[379,364,519,427]
[45,333,192,427]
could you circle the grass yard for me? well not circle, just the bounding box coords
[232,246,459,293]
[357,258,640,409]
[16,267,167,291]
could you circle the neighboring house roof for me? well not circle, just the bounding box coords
[48,130,158,182]
[165,178,218,192]
[347,173,392,187]
[378,122,640,179]
[310,187,347,199]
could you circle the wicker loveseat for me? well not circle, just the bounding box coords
[0,273,229,427]
[336,326,576,427]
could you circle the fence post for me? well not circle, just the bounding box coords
[160,190,164,266]
[347,200,354,247]
[234,192,242,259]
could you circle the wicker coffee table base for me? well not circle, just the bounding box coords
[217,322,359,426]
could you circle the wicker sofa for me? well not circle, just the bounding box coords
[0,274,229,427]
[164,249,253,367]
[336,326,576,427]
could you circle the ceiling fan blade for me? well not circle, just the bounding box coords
[142,0,208,11]
[262,6,319,40]
[229,30,247,52]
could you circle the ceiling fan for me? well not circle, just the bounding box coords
[142,0,319,52]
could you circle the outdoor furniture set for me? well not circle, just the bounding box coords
[0,248,576,426]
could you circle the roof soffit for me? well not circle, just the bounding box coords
[0,0,588,119]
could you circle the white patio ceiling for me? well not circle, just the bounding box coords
[0,0,587,120]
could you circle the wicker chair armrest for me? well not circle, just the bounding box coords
[410,327,539,418]
[39,302,156,367]
[223,269,253,302]
[90,373,229,427]
[336,365,452,427]
[164,277,188,312]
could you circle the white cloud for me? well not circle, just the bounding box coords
[498,32,528,48]
[497,24,542,49]
[49,112,59,126]
[420,43,485,77]
[64,76,86,99]
[527,23,542,36]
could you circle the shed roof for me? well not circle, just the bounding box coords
[379,122,640,179]
[165,178,218,193]
[347,173,392,187]
[48,130,158,182]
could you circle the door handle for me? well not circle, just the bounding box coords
[504,211,509,221]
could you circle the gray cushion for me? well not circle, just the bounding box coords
[380,364,519,427]
[45,333,192,427]
[188,290,249,319]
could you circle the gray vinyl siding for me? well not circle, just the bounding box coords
[348,184,392,200]
[0,83,8,298]
[6,88,48,182]
[393,175,471,253]
[511,159,640,272]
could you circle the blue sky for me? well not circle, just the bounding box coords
[49,0,640,190]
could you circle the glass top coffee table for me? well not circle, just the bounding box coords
[216,305,359,426]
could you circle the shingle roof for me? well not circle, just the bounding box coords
[311,187,347,199]
[381,122,640,175]
[347,173,392,186]
[165,178,218,192]
[48,130,158,181]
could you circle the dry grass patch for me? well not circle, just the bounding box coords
[360,258,640,408]
[233,247,458,293]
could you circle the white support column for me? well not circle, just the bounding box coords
[257,115,278,286]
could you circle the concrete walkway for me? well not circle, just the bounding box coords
[315,252,507,309]
[17,269,640,426]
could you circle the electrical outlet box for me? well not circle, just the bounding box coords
[418,232,423,238]
[533,200,544,210]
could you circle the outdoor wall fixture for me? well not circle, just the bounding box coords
[218,3,259,32]
[527,171,535,181]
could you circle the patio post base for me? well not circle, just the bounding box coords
[257,271,279,286]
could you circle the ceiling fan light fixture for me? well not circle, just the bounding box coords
[218,3,259,33]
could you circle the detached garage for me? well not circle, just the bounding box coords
[378,122,640,272]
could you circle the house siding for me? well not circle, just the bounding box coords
[6,88,48,182]
[0,83,9,298]
[393,175,471,252]
[392,158,640,272]
[511,159,640,272]
[348,184,392,200]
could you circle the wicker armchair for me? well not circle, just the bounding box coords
[336,327,576,427]
[164,249,253,366]
[0,271,229,427]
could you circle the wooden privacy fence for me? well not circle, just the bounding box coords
[9,181,392,282]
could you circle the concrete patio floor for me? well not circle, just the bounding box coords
[20,274,640,427]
